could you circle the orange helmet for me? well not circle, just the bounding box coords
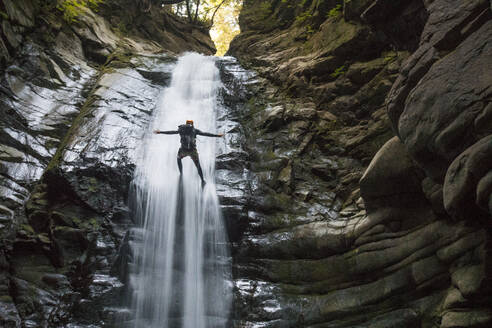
[186,120,194,125]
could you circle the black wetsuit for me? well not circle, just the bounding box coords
[156,124,221,183]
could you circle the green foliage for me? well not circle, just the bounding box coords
[258,2,272,20]
[306,24,315,36]
[295,10,312,25]
[383,51,397,63]
[330,65,346,78]
[116,21,129,36]
[87,177,98,192]
[190,0,241,55]
[0,10,8,20]
[281,0,295,8]
[327,4,342,18]
[72,217,82,226]
[57,0,104,22]
[299,0,310,8]
[20,224,35,235]
[87,217,100,229]
[0,295,13,303]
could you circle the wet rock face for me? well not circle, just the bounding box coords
[228,0,492,327]
[387,0,492,221]
[0,1,213,326]
[2,50,175,326]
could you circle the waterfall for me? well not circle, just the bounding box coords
[128,53,231,328]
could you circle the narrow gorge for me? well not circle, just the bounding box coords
[0,0,491,328]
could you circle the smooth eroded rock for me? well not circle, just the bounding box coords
[360,136,423,209]
[443,135,492,220]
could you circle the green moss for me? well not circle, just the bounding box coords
[239,0,274,32]
[306,25,315,36]
[318,119,341,132]
[295,10,313,25]
[57,0,104,22]
[105,51,134,69]
[87,177,98,192]
[115,21,129,36]
[263,151,279,161]
[299,0,307,6]
[327,4,342,18]
[81,217,99,230]
[244,96,266,121]
[256,2,272,20]
[383,51,398,63]
[0,295,13,303]
[72,217,82,227]
[270,215,285,228]
[89,217,99,228]
[0,10,8,20]
[45,93,99,172]
[37,233,51,244]
[41,47,137,173]
[44,138,59,150]
[53,225,73,233]
[304,18,360,56]
[264,213,301,231]
[330,65,346,78]
[34,197,49,207]
[20,224,35,235]
[268,192,293,211]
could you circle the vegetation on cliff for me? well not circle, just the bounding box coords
[56,0,104,21]
[170,0,242,55]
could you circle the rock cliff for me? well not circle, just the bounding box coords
[228,0,492,327]
[0,0,490,327]
[0,1,213,326]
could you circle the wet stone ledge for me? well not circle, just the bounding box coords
[0,48,179,327]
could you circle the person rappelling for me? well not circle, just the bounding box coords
[153,120,224,187]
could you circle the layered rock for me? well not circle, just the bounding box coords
[0,1,213,326]
[387,0,492,221]
[0,0,490,326]
[228,0,492,327]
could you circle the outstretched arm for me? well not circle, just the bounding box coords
[153,130,178,135]
[196,129,224,137]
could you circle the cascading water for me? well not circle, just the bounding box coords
[128,53,231,328]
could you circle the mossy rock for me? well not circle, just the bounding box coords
[19,224,35,235]
[0,295,14,303]
[53,226,90,265]
[260,192,294,213]
[36,233,51,245]
[106,51,134,69]
[28,210,51,232]
[2,0,36,27]
[51,211,77,228]
[348,128,393,163]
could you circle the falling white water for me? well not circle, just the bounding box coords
[129,53,231,328]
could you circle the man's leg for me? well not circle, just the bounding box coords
[177,157,183,174]
[177,149,183,174]
[191,151,205,184]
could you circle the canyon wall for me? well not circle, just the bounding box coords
[228,0,492,327]
[0,0,490,327]
[0,1,213,326]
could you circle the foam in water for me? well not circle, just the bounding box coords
[128,53,231,328]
